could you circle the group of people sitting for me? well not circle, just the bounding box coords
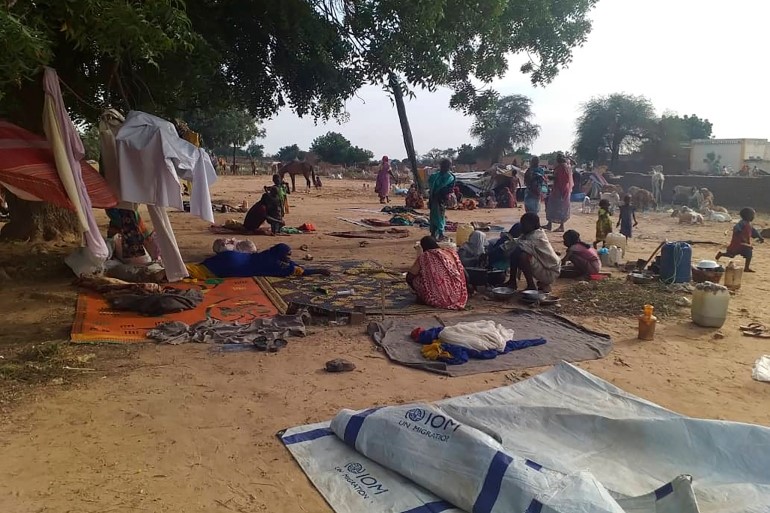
[406,212,602,310]
[243,174,291,234]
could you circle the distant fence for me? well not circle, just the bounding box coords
[608,173,770,209]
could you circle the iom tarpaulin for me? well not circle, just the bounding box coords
[280,363,770,513]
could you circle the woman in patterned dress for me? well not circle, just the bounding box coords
[406,236,468,310]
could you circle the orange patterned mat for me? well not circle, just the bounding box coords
[71,278,279,343]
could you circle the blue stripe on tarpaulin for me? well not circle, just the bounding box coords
[282,428,334,445]
[343,407,381,447]
[472,451,513,513]
[401,500,457,513]
[655,482,674,500]
[525,459,542,471]
[525,499,543,513]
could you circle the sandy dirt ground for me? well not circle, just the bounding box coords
[2,176,770,513]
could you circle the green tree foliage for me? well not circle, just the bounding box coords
[574,93,656,169]
[310,131,373,165]
[455,144,481,165]
[0,0,599,237]
[80,125,101,161]
[639,114,713,169]
[275,144,306,162]
[186,108,264,150]
[247,143,265,159]
[471,94,540,164]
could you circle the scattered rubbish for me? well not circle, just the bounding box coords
[675,297,692,307]
[76,353,96,363]
[50,377,64,386]
[303,253,314,261]
[752,356,770,383]
[712,331,725,340]
[299,244,310,252]
[359,241,369,247]
[325,358,356,373]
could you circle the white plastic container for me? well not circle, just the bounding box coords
[604,233,627,256]
[691,281,730,328]
[608,246,623,266]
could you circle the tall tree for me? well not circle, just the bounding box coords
[186,108,264,169]
[455,144,481,165]
[422,148,445,164]
[574,93,656,170]
[639,114,713,170]
[309,131,372,164]
[275,144,306,162]
[0,0,599,239]
[471,94,540,164]
[246,143,265,159]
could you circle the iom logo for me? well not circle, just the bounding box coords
[405,408,426,422]
[345,462,364,474]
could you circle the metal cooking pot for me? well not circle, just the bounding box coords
[486,270,506,286]
[465,267,488,286]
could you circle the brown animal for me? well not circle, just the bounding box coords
[279,161,317,192]
[699,188,715,209]
[631,188,656,211]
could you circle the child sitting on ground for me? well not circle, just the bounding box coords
[593,199,613,249]
[716,207,765,272]
[562,229,601,277]
[617,194,638,238]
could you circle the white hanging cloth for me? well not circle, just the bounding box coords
[115,111,216,223]
[42,67,109,264]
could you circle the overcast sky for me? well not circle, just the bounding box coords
[261,0,769,159]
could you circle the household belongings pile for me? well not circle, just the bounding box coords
[0,67,217,282]
[281,362,770,513]
[105,110,217,281]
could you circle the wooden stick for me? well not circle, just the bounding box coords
[642,240,666,269]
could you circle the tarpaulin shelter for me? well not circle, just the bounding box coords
[0,121,117,210]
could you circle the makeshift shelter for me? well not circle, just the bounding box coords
[112,110,217,282]
[0,122,116,210]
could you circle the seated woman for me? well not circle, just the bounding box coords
[405,184,425,209]
[506,213,561,292]
[406,236,468,310]
[244,187,284,234]
[458,230,487,268]
[187,243,330,279]
[106,208,160,265]
[561,229,601,277]
[487,223,522,271]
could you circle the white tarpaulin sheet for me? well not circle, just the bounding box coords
[280,363,770,513]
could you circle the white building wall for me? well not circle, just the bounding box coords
[744,139,768,161]
[690,140,744,172]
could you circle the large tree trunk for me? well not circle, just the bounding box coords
[0,192,81,242]
[1,75,80,241]
[389,73,421,192]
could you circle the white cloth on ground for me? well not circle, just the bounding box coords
[116,111,216,223]
[438,320,514,352]
[42,67,109,263]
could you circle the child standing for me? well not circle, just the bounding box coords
[617,194,638,238]
[716,207,765,272]
[593,199,613,249]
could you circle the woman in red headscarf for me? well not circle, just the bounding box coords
[375,156,396,203]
